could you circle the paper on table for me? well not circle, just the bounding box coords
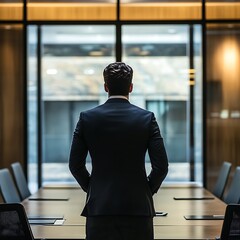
[28,197,69,201]
[184,215,224,220]
[29,219,56,225]
[54,219,65,225]
[174,197,214,200]
[28,215,64,220]
[155,211,168,216]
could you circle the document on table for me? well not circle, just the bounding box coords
[184,215,224,220]
[28,197,69,201]
[29,218,65,225]
[174,197,214,200]
[28,215,64,220]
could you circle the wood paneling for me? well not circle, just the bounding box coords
[1,2,240,21]
[0,3,22,20]
[121,3,201,20]
[121,2,240,20]
[207,2,240,20]
[206,30,240,192]
[0,26,25,170]
[27,3,116,21]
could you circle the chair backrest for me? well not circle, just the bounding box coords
[219,204,240,240]
[224,167,240,204]
[213,161,232,199]
[0,203,34,240]
[11,162,31,200]
[0,168,21,203]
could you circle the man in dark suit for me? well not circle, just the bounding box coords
[69,62,168,240]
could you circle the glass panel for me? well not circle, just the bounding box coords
[27,26,38,193]
[122,25,203,183]
[0,0,23,20]
[120,0,201,20]
[27,0,116,21]
[193,25,203,183]
[41,25,115,185]
[206,24,240,190]
[206,0,240,20]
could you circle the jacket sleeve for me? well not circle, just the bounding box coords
[69,112,90,192]
[147,113,168,195]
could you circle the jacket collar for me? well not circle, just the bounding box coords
[105,97,130,104]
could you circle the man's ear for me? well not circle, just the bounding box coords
[104,83,109,92]
[129,83,133,93]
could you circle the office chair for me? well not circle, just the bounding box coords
[216,204,240,240]
[0,168,21,203]
[212,161,232,199]
[0,203,34,240]
[223,167,240,204]
[11,162,31,200]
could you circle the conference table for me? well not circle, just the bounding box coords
[22,183,226,239]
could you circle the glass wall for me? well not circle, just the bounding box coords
[206,24,240,190]
[28,26,38,193]
[27,24,203,186]
[40,25,115,184]
[193,25,203,183]
[122,25,202,182]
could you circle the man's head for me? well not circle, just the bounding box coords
[103,62,133,97]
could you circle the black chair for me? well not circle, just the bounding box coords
[0,168,21,203]
[0,203,34,240]
[216,204,240,240]
[212,161,232,199]
[11,162,31,200]
[224,167,240,204]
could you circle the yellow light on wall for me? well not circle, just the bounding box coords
[189,80,195,86]
[223,38,238,70]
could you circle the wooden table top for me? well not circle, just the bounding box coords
[22,184,226,240]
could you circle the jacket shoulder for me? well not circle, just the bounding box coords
[129,103,153,115]
[80,103,105,116]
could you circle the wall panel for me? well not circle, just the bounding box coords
[0,25,25,170]
[0,3,23,20]
[206,25,240,192]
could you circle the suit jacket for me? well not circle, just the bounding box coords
[69,98,168,217]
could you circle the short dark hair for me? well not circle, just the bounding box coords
[103,62,133,96]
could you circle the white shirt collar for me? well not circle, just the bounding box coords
[108,95,129,101]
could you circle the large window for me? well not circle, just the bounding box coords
[122,25,203,182]
[28,25,115,189]
[28,24,203,189]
